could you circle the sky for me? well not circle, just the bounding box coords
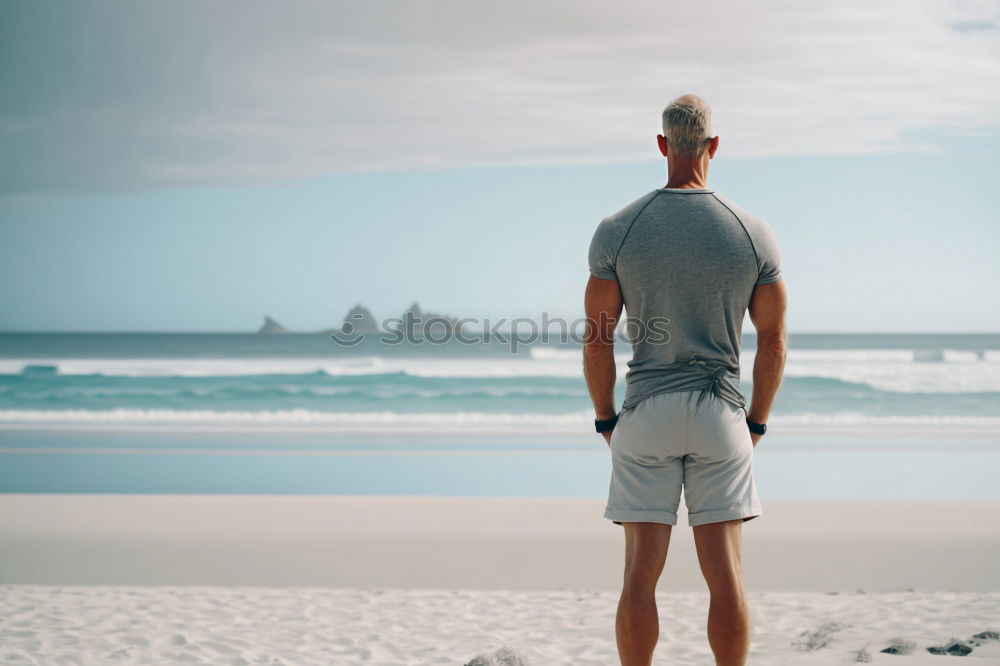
[1,0,998,333]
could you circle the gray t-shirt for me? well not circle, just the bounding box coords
[588,187,782,412]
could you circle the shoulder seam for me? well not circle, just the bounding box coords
[710,192,760,271]
[612,190,662,275]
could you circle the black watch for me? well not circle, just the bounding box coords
[595,414,619,433]
[745,418,767,436]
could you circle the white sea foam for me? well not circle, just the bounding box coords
[533,347,998,364]
[779,361,1000,393]
[772,349,917,362]
[941,349,982,363]
[2,408,999,433]
[1,357,588,379]
[4,350,1000,393]
[0,408,595,432]
[529,347,636,362]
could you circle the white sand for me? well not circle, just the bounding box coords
[1,495,999,664]
[1,586,998,665]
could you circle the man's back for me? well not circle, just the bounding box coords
[588,186,782,412]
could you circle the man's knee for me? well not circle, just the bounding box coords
[623,561,661,591]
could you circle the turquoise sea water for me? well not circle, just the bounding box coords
[1,429,998,500]
[1,332,998,498]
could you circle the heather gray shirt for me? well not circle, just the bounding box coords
[588,187,782,412]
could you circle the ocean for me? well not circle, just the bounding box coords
[1,332,998,499]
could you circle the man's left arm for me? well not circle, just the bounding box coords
[583,275,623,446]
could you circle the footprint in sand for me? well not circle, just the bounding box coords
[880,638,917,655]
[466,646,530,665]
[926,639,973,656]
[793,621,849,652]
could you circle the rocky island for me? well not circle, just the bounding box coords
[402,302,465,338]
[258,303,465,337]
[256,316,289,334]
[334,304,381,334]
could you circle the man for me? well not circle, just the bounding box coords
[583,94,787,666]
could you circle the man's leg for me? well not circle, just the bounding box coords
[692,519,750,666]
[616,521,672,666]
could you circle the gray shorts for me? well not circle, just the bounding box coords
[604,389,762,527]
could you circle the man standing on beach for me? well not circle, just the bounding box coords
[583,94,787,666]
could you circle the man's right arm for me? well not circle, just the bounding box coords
[747,279,788,446]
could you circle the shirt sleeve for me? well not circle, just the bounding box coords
[588,219,620,281]
[753,221,782,285]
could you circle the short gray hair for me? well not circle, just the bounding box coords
[661,94,713,157]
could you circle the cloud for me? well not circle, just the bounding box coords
[1,0,998,194]
[950,19,998,32]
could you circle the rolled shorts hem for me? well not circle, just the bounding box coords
[604,507,678,526]
[687,506,762,527]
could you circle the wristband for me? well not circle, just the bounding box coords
[745,418,767,436]
[595,414,619,433]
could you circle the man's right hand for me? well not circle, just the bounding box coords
[750,432,762,448]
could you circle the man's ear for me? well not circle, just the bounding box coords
[707,135,720,159]
[657,134,669,157]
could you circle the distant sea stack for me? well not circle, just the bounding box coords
[402,302,464,337]
[341,303,381,334]
[257,316,289,334]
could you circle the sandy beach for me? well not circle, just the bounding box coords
[2,585,999,665]
[1,494,999,664]
[2,495,998,591]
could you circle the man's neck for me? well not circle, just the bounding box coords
[664,180,709,189]
[664,173,709,189]
[664,158,710,189]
